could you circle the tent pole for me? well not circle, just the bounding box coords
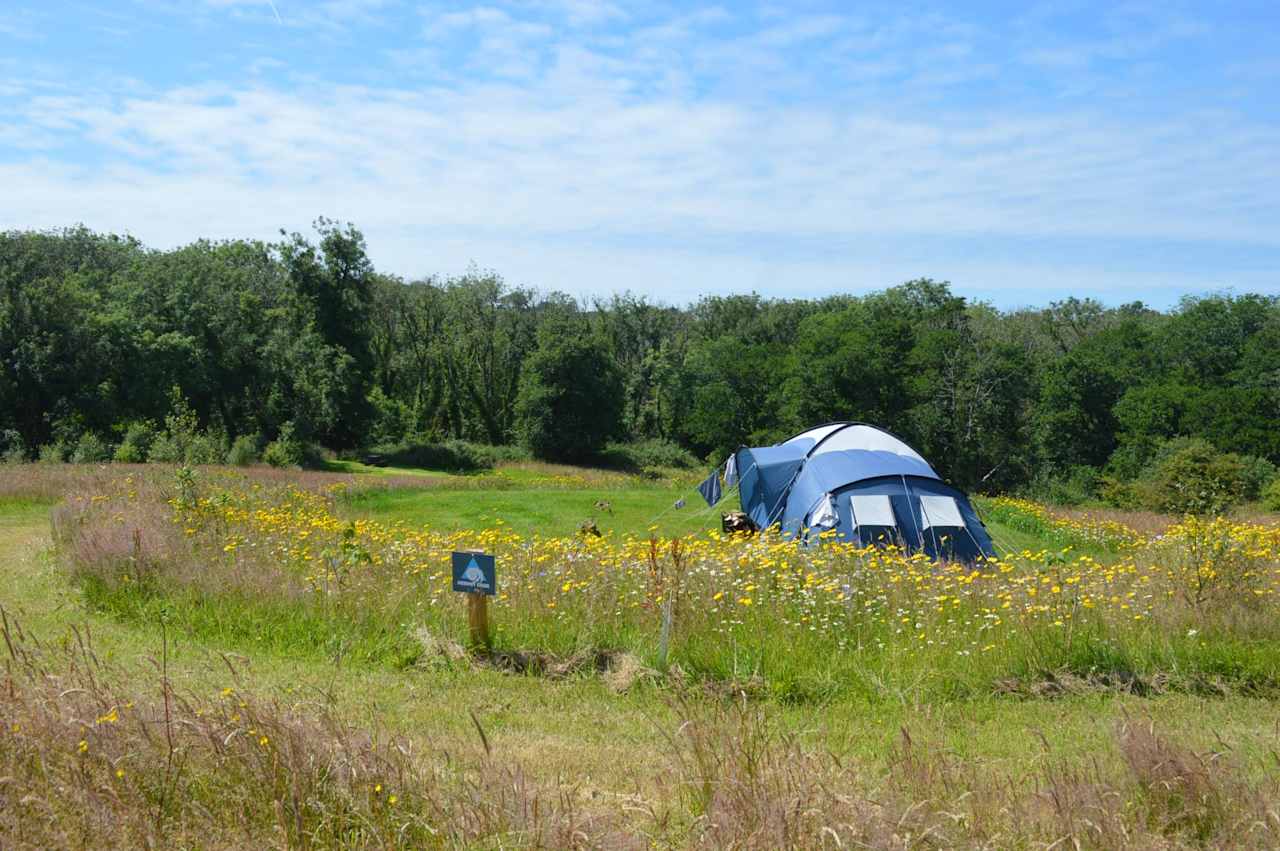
[900,475,929,553]
[915,486,943,559]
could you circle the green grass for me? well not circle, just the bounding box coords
[0,495,55,520]
[78,576,423,668]
[320,458,451,478]
[342,483,719,538]
[983,522,1059,554]
[342,473,1071,567]
[335,461,1042,548]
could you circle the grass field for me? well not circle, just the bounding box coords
[334,460,1081,548]
[3,462,1280,848]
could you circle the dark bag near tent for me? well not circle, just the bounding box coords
[720,511,758,536]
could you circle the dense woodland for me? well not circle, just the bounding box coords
[3,222,1279,509]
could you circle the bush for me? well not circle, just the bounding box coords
[146,433,182,463]
[263,423,305,469]
[70,433,111,464]
[225,434,260,467]
[470,443,531,465]
[1239,454,1277,501]
[184,432,225,465]
[144,387,221,464]
[1104,437,1162,482]
[1134,438,1248,516]
[360,439,495,473]
[1024,465,1101,506]
[149,431,224,465]
[597,439,699,472]
[1097,475,1140,509]
[1,429,26,464]
[38,441,68,464]
[113,421,155,463]
[1263,478,1280,512]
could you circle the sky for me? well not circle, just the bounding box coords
[1,1,1277,308]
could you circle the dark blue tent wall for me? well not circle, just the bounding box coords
[734,444,807,530]
[789,476,995,562]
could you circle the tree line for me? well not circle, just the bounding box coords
[3,222,1279,507]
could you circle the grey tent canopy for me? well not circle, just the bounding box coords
[732,422,996,562]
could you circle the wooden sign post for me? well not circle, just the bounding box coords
[467,591,490,650]
[452,550,496,651]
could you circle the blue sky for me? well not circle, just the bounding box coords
[2,1,1277,307]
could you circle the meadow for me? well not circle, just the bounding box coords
[3,461,1280,848]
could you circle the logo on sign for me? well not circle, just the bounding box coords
[452,551,496,595]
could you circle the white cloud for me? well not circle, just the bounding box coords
[9,77,1276,237]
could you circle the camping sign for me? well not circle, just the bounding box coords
[452,551,496,595]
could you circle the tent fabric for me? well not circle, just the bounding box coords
[785,423,939,476]
[733,444,808,529]
[736,422,996,562]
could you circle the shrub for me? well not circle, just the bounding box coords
[1097,475,1140,509]
[113,421,155,463]
[598,439,699,472]
[148,431,225,465]
[1263,478,1280,512]
[225,434,260,467]
[1239,454,1277,501]
[263,422,305,469]
[1,429,26,464]
[70,433,111,464]
[38,441,69,464]
[146,432,182,463]
[360,439,495,472]
[1025,465,1101,506]
[1134,438,1247,516]
[470,443,532,465]
[145,387,223,465]
[184,432,225,465]
[1105,436,1162,481]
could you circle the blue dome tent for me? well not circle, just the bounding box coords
[732,422,996,562]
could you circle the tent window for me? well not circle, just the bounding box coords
[850,494,895,528]
[919,495,964,529]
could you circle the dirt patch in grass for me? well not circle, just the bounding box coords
[995,667,1280,700]
[413,627,655,692]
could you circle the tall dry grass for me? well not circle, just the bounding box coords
[0,462,439,506]
[1051,504,1180,538]
[667,697,1280,849]
[5,606,1280,849]
[0,608,623,849]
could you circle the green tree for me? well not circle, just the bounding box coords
[437,272,540,444]
[278,220,375,448]
[0,227,140,449]
[515,321,623,462]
